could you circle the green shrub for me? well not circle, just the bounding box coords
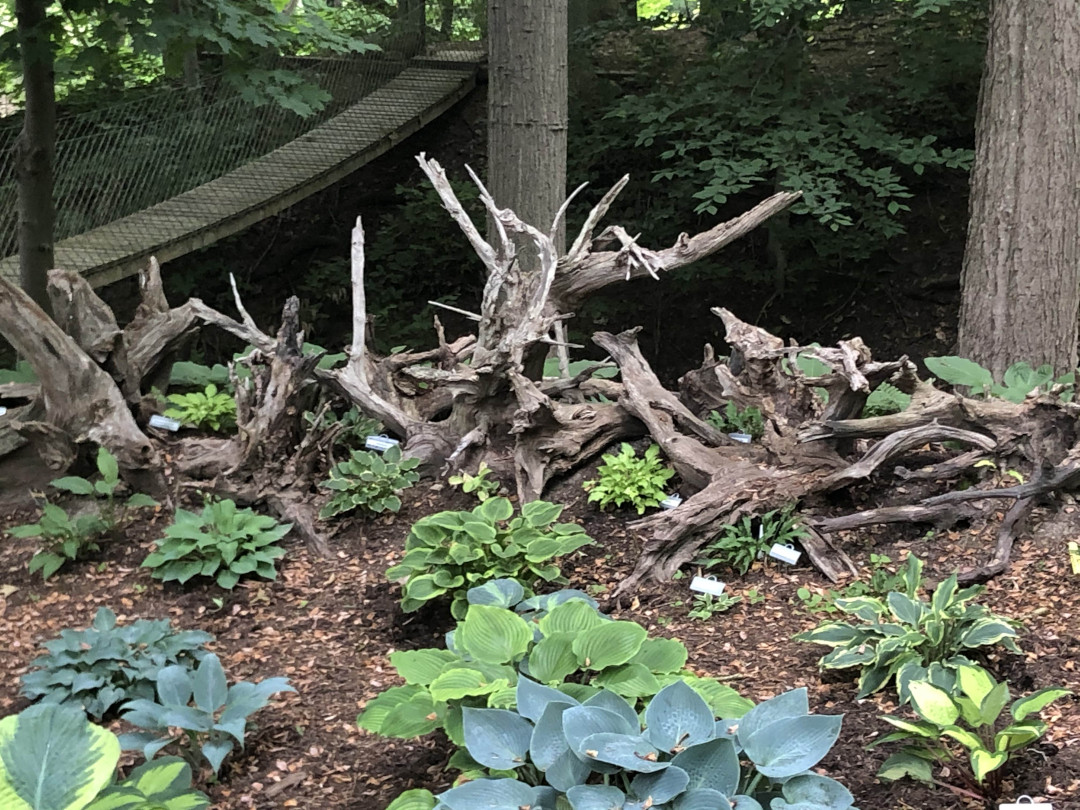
[318,444,420,519]
[872,664,1070,799]
[119,653,294,776]
[795,555,1021,701]
[164,383,237,432]
[387,498,594,618]
[583,443,674,515]
[695,503,807,576]
[384,680,852,810]
[924,356,1074,402]
[0,704,208,810]
[5,447,157,579]
[142,498,290,589]
[448,461,500,502]
[20,606,212,720]
[302,405,382,453]
[359,579,753,750]
[706,401,765,439]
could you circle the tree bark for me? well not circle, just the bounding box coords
[396,0,427,55]
[15,0,55,315]
[958,0,1080,378]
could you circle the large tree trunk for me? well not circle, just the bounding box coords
[15,0,55,315]
[396,0,426,55]
[957,0,1080,378]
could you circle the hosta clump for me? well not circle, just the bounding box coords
[795,554,1021,701]
[164,383,237,432]
[386,681,853,810]
[387,498,594,618]
[143,497,290,589]
[871,664,1070,800]
[358,579,752,748]
[584,443,674,515]
[696,503,808,575]
[21,606,212,719]
[319,444,420,519]
[119,652,295,775]
[0,704,209,810]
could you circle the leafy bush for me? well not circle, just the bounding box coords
[695,503,808,575]
[795,555,1021,701]
[706,401,765,439]
[119,653,295,776]
[384,680,852,810]
[358,579,753,748]
[872,664,1071,799]
[6,447,157,579]
[924,356,1074,402]
[318,444,420,519]
[164,383,237,432]
[584,443,674,515]
[142,498,290,589]
[21,606,212,720]
[386,498,594,618]
[0,703,208,810]
[448,461,500,502]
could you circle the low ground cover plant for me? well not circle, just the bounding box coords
[796,555,1021,701]
[386,498,594,618]
[448,461,500,502]
[359,579,753,748]
[0,703,209,810]
[696,503,808,575]
[924,356,1076,403]
[706,400,765,439]
[319,444,420,519]
[142,497,290,589]
[872,664,1071,800]
[5,447,157,579]
[384,680,852,810]
[165,383,237,432]
[20,606,213,719]
[584,443,674,514]
[120,653,295,775]
[797,553,907,614]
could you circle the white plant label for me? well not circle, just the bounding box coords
[1000,798,1052,810]
[0,406,6,417]
[729,432,752,444]
[148,414,181,432]
[660,493,682,510]
[769,543,802,565]
[365,434,400,452]
[690,576,727,597]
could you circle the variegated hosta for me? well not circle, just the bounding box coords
[385,680,854,810]
[358,579,753,749]
[794,555,1021,702]
[871,663,1070,799]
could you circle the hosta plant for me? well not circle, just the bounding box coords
[302,404,381,453]
[696,502,808,575]
[6,447,157,579]
[319,444,420,519]
[387,498,594,618]
[143,497,290,589]
[0,704,208,810]
[119,653,295,775]
[385,681,852,810]
[795,554,1021,701]
[359,579,753,748]
[584,443,674,515]
[872,665,1071,801]
[21,606,213,719]
[448,462,500,502]
[706,401,765,439]
[164,383,237,432]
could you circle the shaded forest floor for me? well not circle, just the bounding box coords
[1,450,1078,810]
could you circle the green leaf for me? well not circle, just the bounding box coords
[538,599,605,636]
[970,748,1007,783]
[385,789,436,810]
[390,649,460,686]
[924,356,994,391]
[630,637,688,674]
[908,681,959,726]
[527,633,579,684]
[96,448,120,484]
[593,663,661,698]
[572,621,648,670]
[49,477,95,496]
[1010,687,1072,722]
[955,664,996,705]
[477,497,514,523]
[461,707,532,770]
[960,620,1018,648]
[740,714,842,779]
[978,680,1011,727]
[457,606,532,665]
[877,751,933,783]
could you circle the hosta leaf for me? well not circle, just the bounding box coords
[631,765,689,804]
[673,787,732,810]
[1011,687,1072,721]
[193,654,228,713]
[960,620,1018,648]
[461,520,497,544]
[403,575,448,604]
[631,638,688,674]
[955,664,996,705]
[887,592,924,626]
[735,687,808,744]
[386,789,437,810]
[562,706,637,756]
[741,714,843,778]
[390,649,460,686]
[856,664,893,698]
[462,708,533,769]
[579,732,668,772]
[156,664,194,707]
[908,681,959,726]
[877,751,934,783]
[517,676,578,723]
[543,750,593,793]
[978,680,1011,726]
[970,748,1007,783]
[778,773,855,809]
[521,500,563,527]
[644,680,715,753]
[357,685,428,734]
[379,693,439,738]
[924,356,993,390]
[592,663,660,698]
[530,701,575,770]
[477,497,515,523]
[669,737,739,795]
[437,777,536,810]
[467,579,525,608]
[583,690,640,732]
[538,601,605,636]
[528,633,579,684]
[572,621,647,670]
[565,785,625,810]
[995,721,1045,751]
[679,676,754,719]
[457,606,532,665]
[429,667,506,702]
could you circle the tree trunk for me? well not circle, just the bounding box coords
[15,0,55,315]
[440,0,454,38]
[487,0,568,260]
[396,0,426,55]
[957,0,1080,378]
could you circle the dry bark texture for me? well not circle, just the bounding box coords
[958,0,1080,377]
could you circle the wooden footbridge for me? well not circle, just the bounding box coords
[0,45,482,288]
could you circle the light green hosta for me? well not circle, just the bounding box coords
[872,664,1070,799]
[359,580,752,749]
[387,498,594,618]
[795,554,1021,701]
[0,704,207,810]
[385,680,853,810]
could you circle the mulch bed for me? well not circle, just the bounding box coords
[1,457,1078,810]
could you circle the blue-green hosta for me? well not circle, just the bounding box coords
[794,555,1020,702]
[20,606,212,719]
[119,653,295,775]
[359,580,753,749]
[0,703,208,810]
[871,664,1071,799]
[386,498,594,618]
[385,680,854,810]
